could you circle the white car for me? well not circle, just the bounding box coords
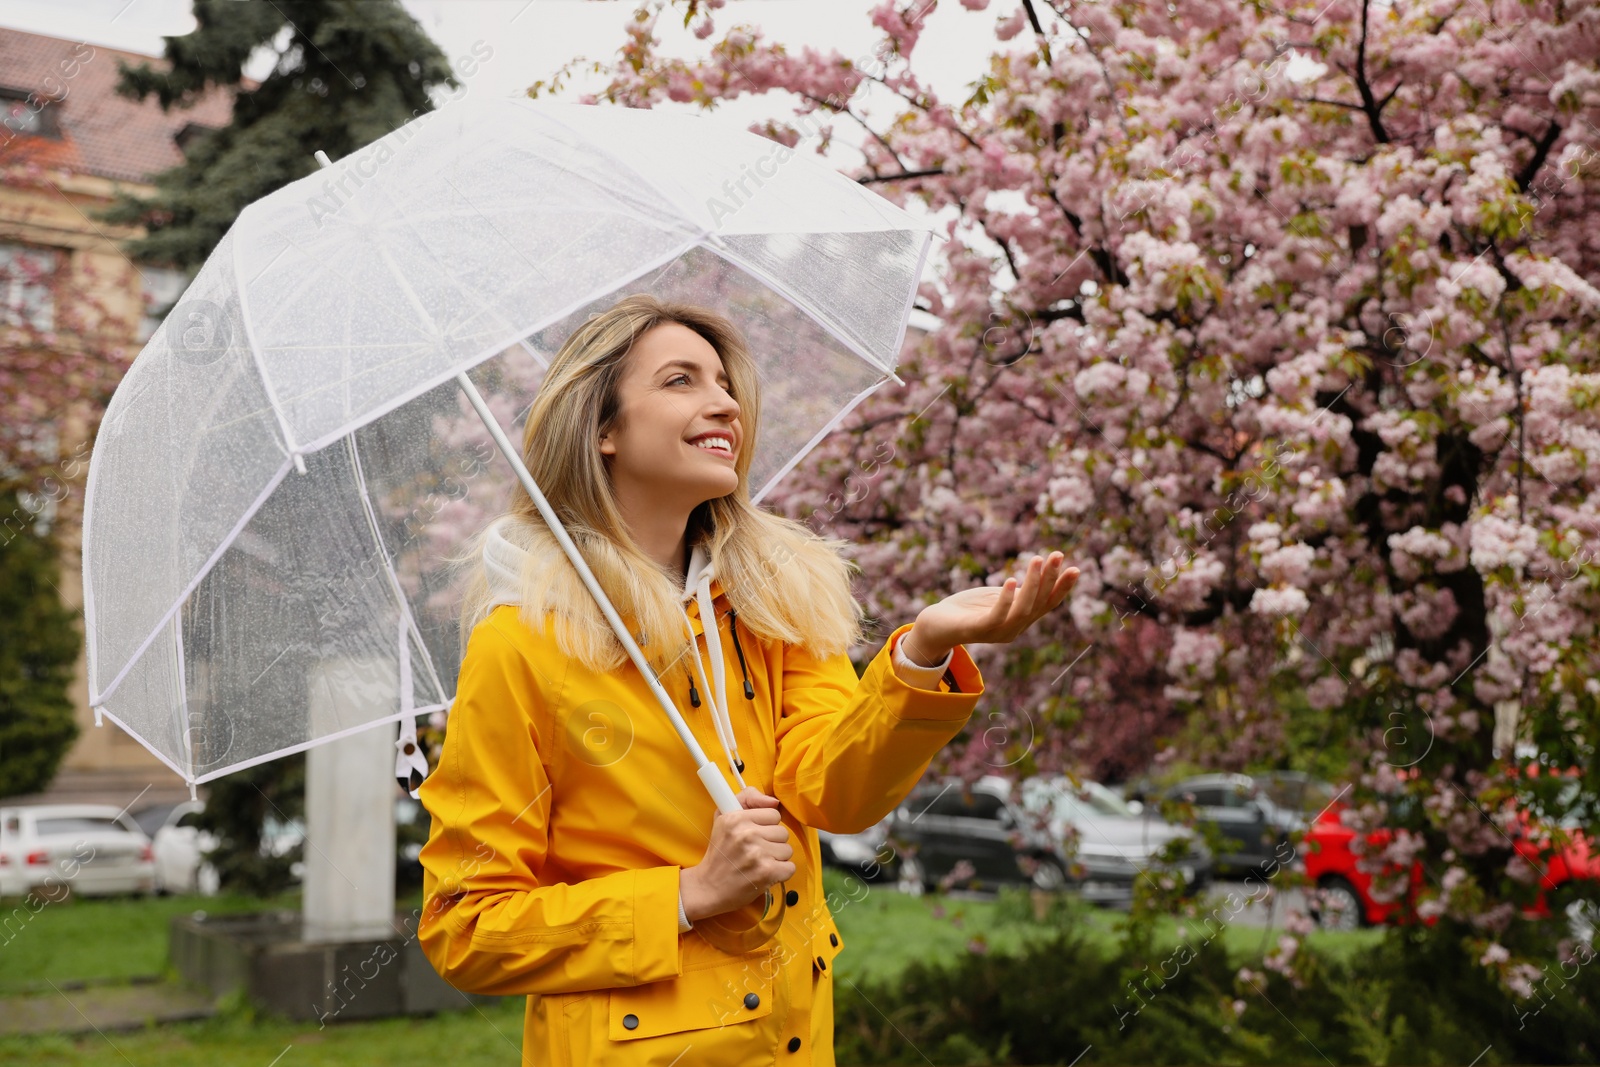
[0,804,155,898]
[140,794,428,895]
[151,801,222,896]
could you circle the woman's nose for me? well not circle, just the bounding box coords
[709,383,739,418]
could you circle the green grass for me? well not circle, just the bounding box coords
[0,890,301,995]
[0,997,529,1067]
[0,885,525,1066]
[821,868,1385,985]
[0,876,1382,1064]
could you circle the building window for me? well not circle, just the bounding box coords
[0,243,60,331]
[137,265,189,343]
[0,87,62,140]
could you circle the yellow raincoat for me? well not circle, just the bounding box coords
[416,531,985,1066]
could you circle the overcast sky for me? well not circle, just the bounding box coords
[1,0,1007,170]
[2,0,1043,315]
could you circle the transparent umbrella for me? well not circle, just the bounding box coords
[81,95,934,813]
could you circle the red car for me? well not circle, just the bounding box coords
[1302,767,1597,931]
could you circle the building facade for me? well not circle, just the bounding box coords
[0,27,233,802]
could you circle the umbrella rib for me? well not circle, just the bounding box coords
[95,705,198,786]
[188,703,453,786]
[242,224,461,355]
[751,374,896,506]
[344,433,451,706]
[173,612,196,782]
[702,239,900,380]
[532,105,710,235]
[88,456,298,710]
[230,232,310,467]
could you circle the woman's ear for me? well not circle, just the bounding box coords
[598,431,616,457]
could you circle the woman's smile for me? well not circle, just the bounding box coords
[687,429,736,458]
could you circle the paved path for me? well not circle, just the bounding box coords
[0,979,214,1036]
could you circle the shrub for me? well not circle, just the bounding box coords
[835,910,1600,1064]
[0,497,80,799]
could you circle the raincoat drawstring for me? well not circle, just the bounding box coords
[729,609,755,701]
[677,549,747,789]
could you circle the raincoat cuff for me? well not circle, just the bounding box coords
[891,635,951,689]
[884,623,983,717]
[634,866,687,982]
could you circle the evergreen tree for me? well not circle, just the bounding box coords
[104,0,456,269]
[0,499,80,799]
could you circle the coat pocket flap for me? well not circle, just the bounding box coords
[608,954,776,1041]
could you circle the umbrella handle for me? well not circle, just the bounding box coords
[693,884,788,955]
[697,763,741,815]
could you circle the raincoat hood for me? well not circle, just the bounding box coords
[482,514,720,608]
[481,515,748,786]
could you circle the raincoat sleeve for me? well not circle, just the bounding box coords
[415,617,683,997]
[773,621,984,835]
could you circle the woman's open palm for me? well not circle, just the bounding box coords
[907,552,1079,660]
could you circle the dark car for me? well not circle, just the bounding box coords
[888,774,1212,904]
[1145,772,1319,878]
[816,814,896,882]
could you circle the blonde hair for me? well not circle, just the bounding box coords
[453,293,868,677]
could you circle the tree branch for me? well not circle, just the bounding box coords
[1019,0,1053,65]
[1352,0,1392,145]
[1514,119,1563,192]
[856,168,945,185]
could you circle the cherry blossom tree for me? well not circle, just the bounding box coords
[0,134,136,526]
[566,0,1600,974]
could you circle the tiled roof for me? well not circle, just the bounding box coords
[0,26,237,184]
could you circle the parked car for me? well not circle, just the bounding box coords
[888,774,1212,903]
[1144,772,1323,878]
[1256,770,1342,818]
[151,801,221,895]
[146,794,426,894]
[816,814,896,882]
[0,804,155,899]
[1303,768,1599,932]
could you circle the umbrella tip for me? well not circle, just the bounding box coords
[313,150,334,170]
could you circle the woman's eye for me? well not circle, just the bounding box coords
[668,374,690,386]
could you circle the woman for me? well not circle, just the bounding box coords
[416,294,1078,1066]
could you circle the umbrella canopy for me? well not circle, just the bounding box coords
[82,95,935,793]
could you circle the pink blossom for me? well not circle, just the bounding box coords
[1259,542,1315,586]
[1250,586,1310,617]
[994,6,1028,41]
[1167,628,1224,680]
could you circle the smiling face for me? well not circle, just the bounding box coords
[598,320,743,516]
